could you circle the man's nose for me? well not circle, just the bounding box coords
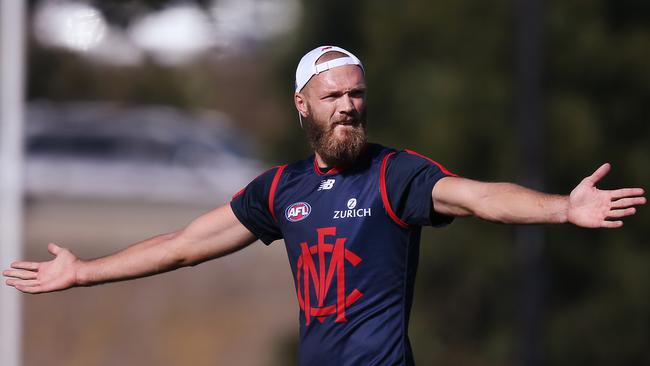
[338,94,355,114]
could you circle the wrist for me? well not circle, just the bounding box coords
[73,259,91,287]
[557,195,570,224]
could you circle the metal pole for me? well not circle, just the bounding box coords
[0,1,26,366]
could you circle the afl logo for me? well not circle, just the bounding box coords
[286,202,312,222]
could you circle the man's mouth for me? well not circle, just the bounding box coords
[333,118,358,127]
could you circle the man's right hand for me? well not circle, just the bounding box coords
[3,243,80,294]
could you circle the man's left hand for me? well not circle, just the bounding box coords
[568,163,646,228]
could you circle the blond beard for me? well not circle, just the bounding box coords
[304,117,367,168]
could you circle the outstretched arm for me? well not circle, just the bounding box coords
[432,163,645,227]
[3,204,257,294]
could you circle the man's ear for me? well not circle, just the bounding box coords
[294,92,308,117]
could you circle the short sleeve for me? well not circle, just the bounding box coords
[230,167,283,245]
[384,150,456,227]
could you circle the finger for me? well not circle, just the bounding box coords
[2,269,37,280]
[607,208,636,218]
[5,279,39,287]
[48,243,62,256]
[611,188,645,199]
[10,261,40,271]
[601,220,623,229]
[14,284,43,294]
[586,163,611,185]
[611,197,646,209]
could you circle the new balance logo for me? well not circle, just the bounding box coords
[318,179,336,191]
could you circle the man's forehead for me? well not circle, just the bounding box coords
[303,55,365,93]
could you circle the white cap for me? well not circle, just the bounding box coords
[294,45,364,93]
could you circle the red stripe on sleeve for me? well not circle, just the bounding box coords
[231,187,245,200]
[404,149,458,177]
[380,152,410,229]
[268,165,287,222]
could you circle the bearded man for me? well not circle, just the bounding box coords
[3,46,646,366]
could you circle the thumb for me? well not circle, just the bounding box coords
[47,243,62,256]
[586,163,611,186]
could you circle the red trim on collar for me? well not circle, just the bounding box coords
[313,158,341,176]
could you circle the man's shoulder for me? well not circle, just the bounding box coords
[368,143,439,161]
[282,155,315,175]
[363,142,397,162]
[384,147,457,177]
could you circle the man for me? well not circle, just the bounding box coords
[3,46,646,365]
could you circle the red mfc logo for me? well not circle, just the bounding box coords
[296,227,363,326]
[286,202,311,222]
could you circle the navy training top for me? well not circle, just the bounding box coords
[230,143,456,366]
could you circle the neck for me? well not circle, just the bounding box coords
[314,153,330,169]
